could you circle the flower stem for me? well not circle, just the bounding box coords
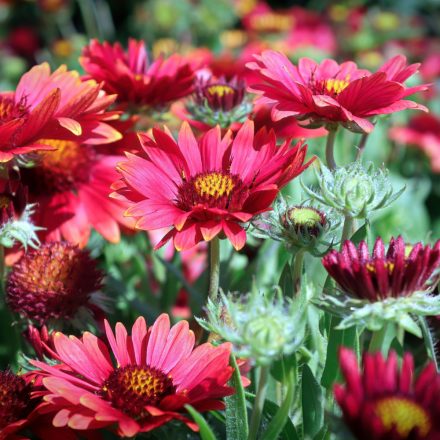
[248,365,270,440]
[291,248,305,296]
[208,237,220,301]
[325,126,338,170]
[420,317,439,372]
[368,325,392,355]
[355,133,369,161]
[340,215,354,249]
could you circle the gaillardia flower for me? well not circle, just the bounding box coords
[184,75,252,129]
[252,196,340,255]
[319,237,440,335]
[0,370,33,439]
[389,113,440,173]
[0,62,121,162]
[31,314,234,436]
[334,348,440,439]
[6,241,104,325]
[247,51,428,133]
[80,39,195,109]
[323,236,440,301]
[113,120,313,251]
[20,139,133,246]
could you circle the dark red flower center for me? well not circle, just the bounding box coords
[20,139,94,195]
[102,365,175,417]
[310,77,350,97]
[0,96,28,125]
[374,397,431,437]
[6,242,102,324]
[0,371,31,429]
[177,171,248,211]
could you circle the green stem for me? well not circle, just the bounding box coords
[0,245,4,292]
[208,237,220,301]
[368,325,390,355]
[325,126,338,170]
[291,248,305,296]
[355,133,369,161]
[420,317,439,372]
[340,215,354,249]
[248,366,270,440]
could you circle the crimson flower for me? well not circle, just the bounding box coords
[19,139,134,246]
[80,39,195,109]
[389,113,440,173]
[322,236,440,301]
[31,314,234,436]
[0,63,121,162]
[247,51,428,133]
[112,120,314,251]
[335,348,440,439]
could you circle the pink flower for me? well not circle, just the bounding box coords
[80,39,195,109]
[247,51,428,133]
[112,120,314,251]
[389,113,440,173]
[31,315,234,436]
[0,63,121,162]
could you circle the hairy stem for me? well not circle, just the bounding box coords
[208,237,220,301]
[248,365,270,440]
[325,126,338,170]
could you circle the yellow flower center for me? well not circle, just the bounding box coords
[206,85,235,98]
[37,139,82,168]
[374,397,431,437]
[194,172,235,199]
[324,78,350,95]
[103,365,175,417]
[366,261,395,273]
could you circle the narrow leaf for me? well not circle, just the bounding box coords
[185,405,217,440]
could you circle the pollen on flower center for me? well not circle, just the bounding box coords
[194,172,235,199]
[102,365,175,417]
[20,139,94,195]
[366,261,395,273]
[374,397,431,437]
[323,78,350,95]
[205,84,235,98]
[0,371,31,429]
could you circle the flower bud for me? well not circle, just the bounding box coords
[303,161,405,219]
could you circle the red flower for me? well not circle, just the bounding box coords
[247,51,428,133]
[31,314,234,436]
[322,236,440,302]
[389,113,440,173]
[113,120,313,251]
[0,63,121,162]
[335,348,440,439]
[6,242,104,326]
[80,39,195,109]
[19,139,134,246]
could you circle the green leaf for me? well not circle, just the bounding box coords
[302,364,324,438]
[184,405,217,440]
[225,353,248,440]
[261,369,295,440]
[350,222,369,245]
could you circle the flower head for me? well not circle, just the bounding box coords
[303,161,405,219]
[80,39,195,109]
[247,51,428,133]
[319,237,440,335]
[31,314,234,437]
[185,76,252,129]
[389,113,440,173]
[19,139,133,246]
[113,120,314,251]
[253,196,340,255]
[6,241,104,325]
[334,348,440,440]
[0,370,33,439]
[198,285,310,365]
[0,62,121,162]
